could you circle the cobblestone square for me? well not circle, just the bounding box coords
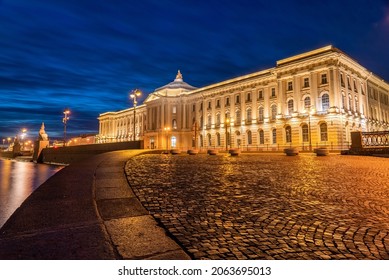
[125,153,389,260]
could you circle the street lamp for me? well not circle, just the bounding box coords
[130,89,142,141]
[164,127,170,152]
[63,109,70,147]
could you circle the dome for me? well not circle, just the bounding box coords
[155,70,197,91]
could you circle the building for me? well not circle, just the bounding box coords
[97,46,389,151]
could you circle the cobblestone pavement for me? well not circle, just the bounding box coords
[125,153,389,260]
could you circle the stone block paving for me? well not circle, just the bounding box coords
[125,153,389,260]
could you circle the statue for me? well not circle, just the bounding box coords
[39,122,49,141]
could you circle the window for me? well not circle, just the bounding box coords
[272,128,277,144]
[304,96,311,109]
[341,92,346,109]
[321,74,328,84]
[258,107,264,122]
[321,93,329,110]
[225,97,230,106]
[287,99,294,115]
[271,104,277,120]
[258,90,264,100]
[259,130,264,144]
[340,73,345,87]
[285,126,292,143]
[354,80,358,92]
[172,106,177,114]
[271,88,276,97]
[246,108,252,122]
[200,103,203,111]
[192,104,196,112]
[216,99,220,108]
[207,134,211,146]
[208,101,211,109]
[216,133,221,146]
[236,94,240,104]
[172,119,177,129]
[216,113,221,126]
[303,78,310,88]
[200,134,203,147]
[171,136,177,148]
[246,93,251,102]
[207,114,212,126]
[348,94,353,111]
[302,124,309,142]
[355,97,359,113]
[347,76,351,90]
[320,123,328,141]
[236,110,241,125]
[247,130,252,145]
[287,81,293,91]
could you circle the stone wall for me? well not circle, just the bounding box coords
[38,141,143,164]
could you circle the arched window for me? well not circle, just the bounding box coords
[302,124,309,142]
[271,104,277,120]
[348,94,353,111]
[216,113,221,126]
[320,123,328,141]
[172,119,177,129]
[285,126,292,143]
[258,107,264,122]
[272,128,277,144]
[246,108,252,122]
[247,130,252,145]
[216,133,221,146]
[207,133,212,147]
[259,129,264,144]
[304,96,311,109]
[207,114,212,126]
[322,93,330,110]
[287,99,294,115]
[236,110,241,125]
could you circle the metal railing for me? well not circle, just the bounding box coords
[362,131,389,148]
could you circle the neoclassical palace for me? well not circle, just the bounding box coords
[97,46,389,151]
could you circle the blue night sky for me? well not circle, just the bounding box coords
[1,0,388,141]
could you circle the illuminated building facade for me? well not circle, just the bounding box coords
[98,46,389,151]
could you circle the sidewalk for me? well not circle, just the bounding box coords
[0,150,190,260]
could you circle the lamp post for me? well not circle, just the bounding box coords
[164,127,170,152]
[63,109,70,147]
[130,89,142,141]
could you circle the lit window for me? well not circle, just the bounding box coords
[287,99,294,115]
[172,119,177,129]
[258,107,264,122]
[322,94,329,110]
[304,96,311,109]
[172,106,177,114]
[246,108,252,122]
[320,123,328,141]
[302,124,309,142]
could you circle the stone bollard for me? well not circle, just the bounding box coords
[170,149,181,155]
[207,149,218,155]
[284,147,299,156]
[228,148,240,156]
[187,149,199,155]
[314,147,329,156]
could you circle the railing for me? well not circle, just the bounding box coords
[361,131,389,148]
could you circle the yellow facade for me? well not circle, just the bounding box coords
[98,46,389,151]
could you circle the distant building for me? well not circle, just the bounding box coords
[67,134,96,146]
[97,46,389,151]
